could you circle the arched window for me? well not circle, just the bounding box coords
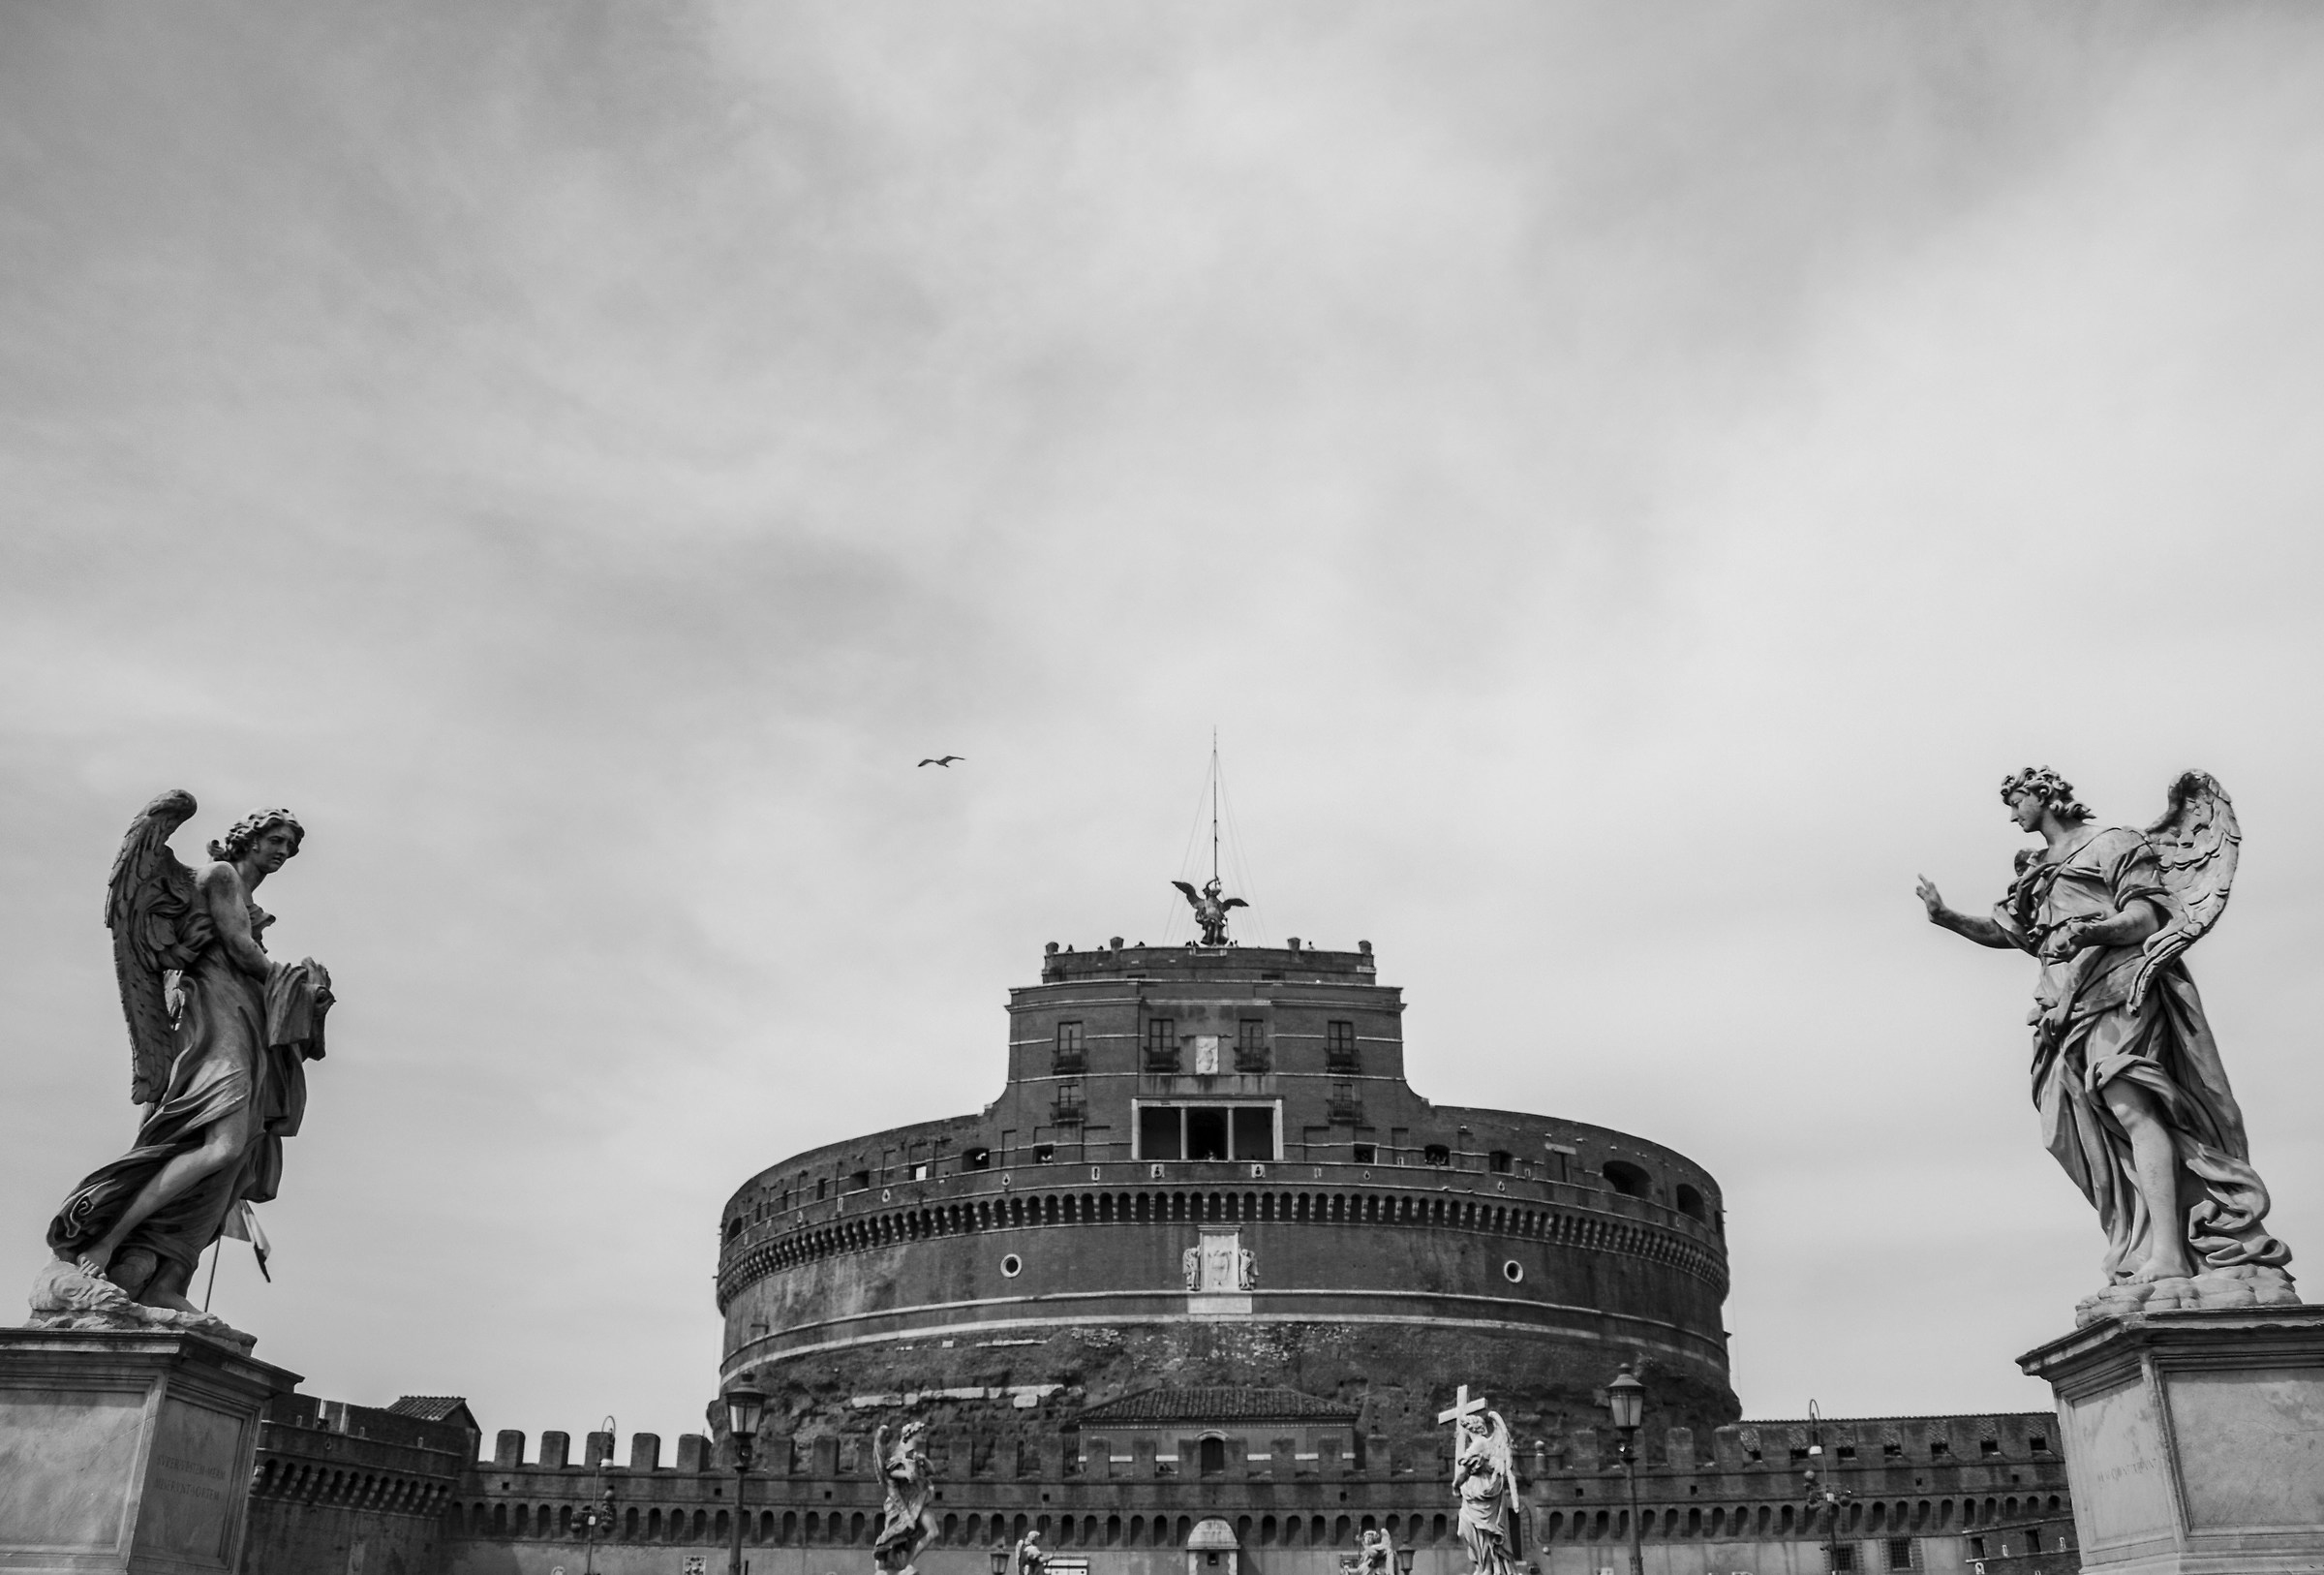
[1603,1160,1651,1198]
[1674,1183,1705,1220]
[1199,1436,1226,1476]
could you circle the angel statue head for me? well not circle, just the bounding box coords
[1999,767,2091,831]
[208,807,305,867]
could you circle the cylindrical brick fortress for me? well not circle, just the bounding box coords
[716,942,1735,1449]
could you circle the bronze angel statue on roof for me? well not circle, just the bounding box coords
[1172,877,1247,946]
[29,790,333,1342]
[1917,768,2299,1324]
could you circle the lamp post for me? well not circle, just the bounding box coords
[724,1387,766,1575]
[1800,1400,1855,1575]
[1605,1364,1646,1575]
[1395,1544,1416,1575]
[991,1549,1011,1575]
[577,1414,617,1575]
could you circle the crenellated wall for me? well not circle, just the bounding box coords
[418,1409,2071,1575]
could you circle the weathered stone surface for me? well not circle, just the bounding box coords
[2020,1304,2324,1575]
[0,1326,297,1575]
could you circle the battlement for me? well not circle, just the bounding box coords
[1036,941,1378,985]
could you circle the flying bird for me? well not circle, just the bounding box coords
[918,756,964,768]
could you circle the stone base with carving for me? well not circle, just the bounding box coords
[25,1258,257,1351]
[0,1326,298,1575]
[2073,1262,2301,1328]
[2018,1305,2324,1575]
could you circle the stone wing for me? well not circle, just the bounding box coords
[105,788,212,1103]
[2132,770,2240,1009]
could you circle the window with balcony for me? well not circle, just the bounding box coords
[1145,1018,1178,1070]
[1325,1020,1359,1070]
[1055,1021,1086,1072]
[1235,1018,1269,1072]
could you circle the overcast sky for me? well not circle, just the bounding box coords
[6,1,2324,1452]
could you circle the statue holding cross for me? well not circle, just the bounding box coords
[1439,1386,1521,1575]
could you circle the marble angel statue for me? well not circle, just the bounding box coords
[872,1418,936,1575]
[1452,1407,1521,1575]
[1917,767,2298,1322]
[31,791,332,1340]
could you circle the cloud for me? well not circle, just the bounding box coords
[3,0,2322,1441]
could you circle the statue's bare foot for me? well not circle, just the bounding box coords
[76,1251,111,1278]
[141,1286,205,1315]
[2128,1256,2193,1284]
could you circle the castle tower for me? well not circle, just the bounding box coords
[714,935,1736,1448]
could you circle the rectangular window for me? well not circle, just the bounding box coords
[1968,1539,1985,1561]
[1055,1021,1086,1071]
[1232,1106,1275,1160]
[1185,1107,1228,1160]
[1836,1445,1856,1462]
[1928,1439,1949,1459]
[1238,1019,1266,1051]
[1882,1443,1902,1459]
[1488,1150,1513,1174]
[1829,1547,1855,1573]
[1325,1020,1358,1070]
[1147,1018,1177,1051]
[848,1169,871,1191]
[1885,1538,1913,1570]
[1139,1105,1183,1161]
[1351,1143,1376,1165]
[2029,1434,2049,1453]
[909,1163,930,1182]
[815,1178,829,1199]
[1978,1439,2000,1458]
[1032,1142,1055,1163]
[963,1148,991,1171]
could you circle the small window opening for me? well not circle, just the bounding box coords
[2029,1434,2049,1453]
[1885,1538,1913,1569]
[1423,1144,1451,1167]
[1032,1142,1055,1163]
[1978,1439,2000,1458]
[1829,1545,1856,1572]
[1882,1443,1903,1459]
[910,1163,930,1182]
[1602,1160,1650,1198]
[1674,1183,1706,1220]
[963,1148,992,1171]
[1351,1143,1376,1164]
[1835,1445,1855,1462]
[848,1169,871,1191]
[725,1218,743,1241]
[1488,1150,1513,1174]
[1928,1439,1949,1459]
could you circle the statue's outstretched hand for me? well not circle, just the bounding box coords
[1915,875,1947,921]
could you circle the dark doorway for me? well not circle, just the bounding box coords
[1186,1108,1229,1161]
[1199,1436,1227,1476]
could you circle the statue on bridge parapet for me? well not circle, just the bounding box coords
[27,790,334,1346]
[1440,1386,1520,1575]
[872,1417,935,1575]
[1917,767,2301,1325]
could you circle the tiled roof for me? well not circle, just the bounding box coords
[388,1396,474,1422]
[1077,1387,1359,1425]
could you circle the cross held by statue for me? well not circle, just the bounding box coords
[1437,1385,1488,1428]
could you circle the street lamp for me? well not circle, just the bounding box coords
[724,1387,767,1575]
[578,1414,617,1575]
[1605,1365,1646,1575]
[991,1550,1010,1575]
[1800,1400,1855,1575]
[1395,1545,1416,1575]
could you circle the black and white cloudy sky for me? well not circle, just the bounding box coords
[5,2,2324,1446]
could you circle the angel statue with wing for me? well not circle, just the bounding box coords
[1172,877,1247,946]
[1451,1407,1522,1575]
[872,1418,936,1575]
[29,790,333,1341]
[1917,768,2300,1324]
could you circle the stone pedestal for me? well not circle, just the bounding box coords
[0,1327,299,1575]
[2018,1306,2324,1575]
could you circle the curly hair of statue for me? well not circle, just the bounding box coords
[1998,766,2091,823]
[208,807,305,862]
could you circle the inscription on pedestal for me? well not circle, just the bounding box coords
[135,1395,246,1564]
[2058,1376,2174,1554]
